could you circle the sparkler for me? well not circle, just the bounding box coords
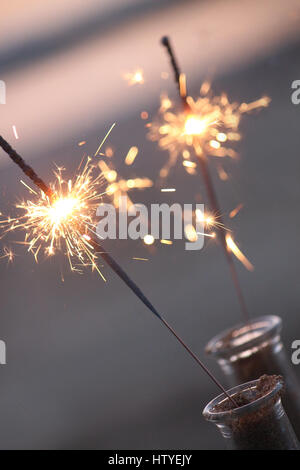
[148,89,268,179]
[156,36,270,322]
[0,155,107,278]
[0,134,236,406]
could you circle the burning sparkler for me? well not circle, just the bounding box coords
[0,134,236,406]
[152,36,269,321]
[148,76,270,180]
[0,157,107,278]
[0,139,152,276]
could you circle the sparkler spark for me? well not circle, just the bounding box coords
[140,111,149,120]
[12,125,19,140]
[125,146,139,166]
[226,235,254,272]
[217,164,229,181]
[184,224,198,242]
[1,159,107,278]
[148,85,270,179]
[160,239,173,245]
[229,203,244,219]
[98,148,153,210]
[0,247,14,263]
[195,208,224,231]
[123,69,145,86]
[143,234,155,245]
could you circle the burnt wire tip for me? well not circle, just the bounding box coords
[161,36,181,90]
[160,36,189,110]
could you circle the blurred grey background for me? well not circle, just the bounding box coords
[1,0,300,449]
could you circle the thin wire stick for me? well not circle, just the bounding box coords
[0,134,237,406]
[161,36,250,322]
[89,237,236,404]
[0,136,53,199]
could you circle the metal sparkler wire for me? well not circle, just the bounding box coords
[0,136,52,199]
